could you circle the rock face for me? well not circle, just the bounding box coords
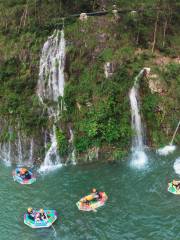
[148,74,166,94]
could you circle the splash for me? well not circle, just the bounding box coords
[157,145,176,156]
[39,126,62,173]
[130,150,148,169]
[129,68,150,169]
[173,157,180,175]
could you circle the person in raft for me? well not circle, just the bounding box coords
[27,208,35,221]
[172,180,180,190]
[82,189,102,205]
[91,188,102,200]
[39,209,47,220]
[18,168,31,180]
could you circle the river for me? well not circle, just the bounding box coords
[0,149,180,240]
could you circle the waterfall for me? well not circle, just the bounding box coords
[17,131,23,163]
[157,120,179,156]
[0,141,11,166]
[28,138,34,164]
[37,29,65,102]
[68,128,76,165]
[39,126,62,172]
[0,128,35,166]
[37,29,66,173]
[129,68,150,168]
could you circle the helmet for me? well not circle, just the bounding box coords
[40,209,44,213]
[92,188,96,193]
[28,207,32,213]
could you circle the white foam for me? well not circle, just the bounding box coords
[38,126,62,174]
[38,163,62,174]
[157,145,176,156]
[173,157,180,175]
[130,150,148,169]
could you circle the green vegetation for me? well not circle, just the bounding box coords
[56,127,69,156]
[141,63,180,146]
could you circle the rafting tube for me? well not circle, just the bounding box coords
[168,182,180,195]
[13,168,36,185]
[24,210,57,228]
[76,192,108,211]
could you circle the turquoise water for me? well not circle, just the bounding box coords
[0,149,180,240]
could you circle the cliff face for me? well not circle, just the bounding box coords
[0,1,179,164]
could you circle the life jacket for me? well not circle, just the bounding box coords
[84,195,94,201]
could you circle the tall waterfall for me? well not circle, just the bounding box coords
[37,30,65,101]
[129,68,150,168]
[37,29,65,172]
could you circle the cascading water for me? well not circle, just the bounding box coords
[68,128,76,165]
[129,68,150,168]
[39,126,62,172]
[0,128,35,166]
[157,120,180,156]
[37,29,66,172]
[17,131,23,163]
[37,29,65,101]
[28,138,34,164]
[0,141,11,166]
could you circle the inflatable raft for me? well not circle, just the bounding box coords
[76,192,108,211]
[13,168,36,185]
[168,182,180,195]
[24,210,57,228]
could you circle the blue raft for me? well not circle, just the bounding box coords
[13,168,36,185]
[24,210,58,228]
[168,182,180,195]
